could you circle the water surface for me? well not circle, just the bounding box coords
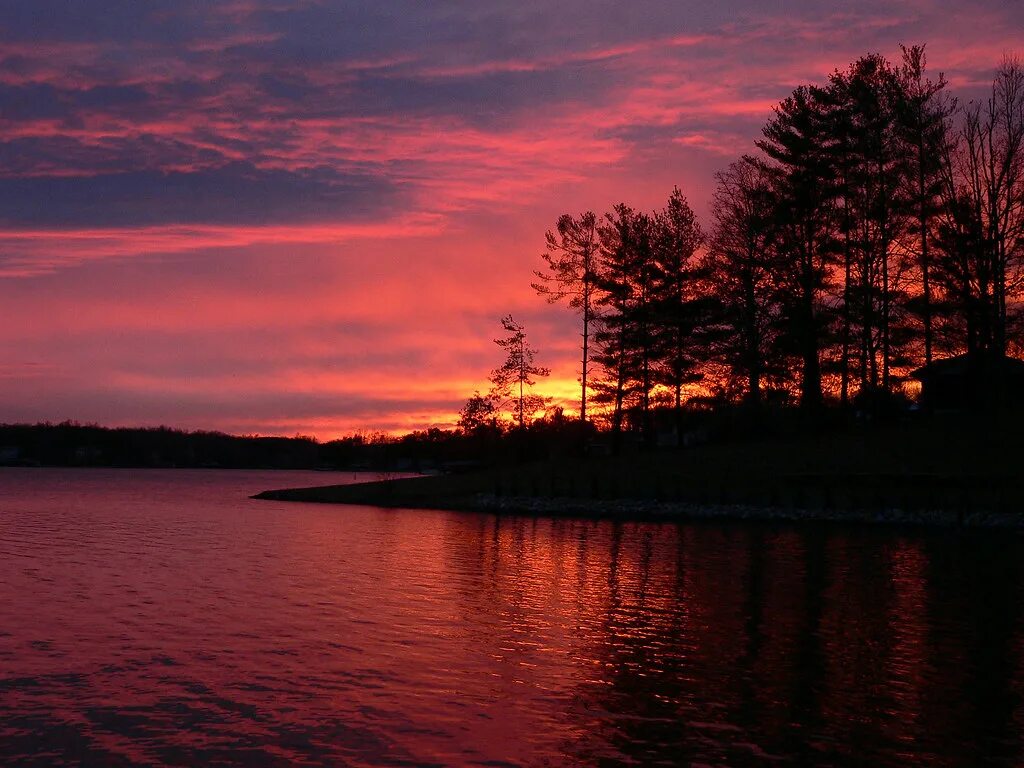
[2,468,1023,766]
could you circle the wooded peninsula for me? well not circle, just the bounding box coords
[254,47,1024,527]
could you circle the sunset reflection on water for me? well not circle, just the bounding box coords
[1,468,1023,766]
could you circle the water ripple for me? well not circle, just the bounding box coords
[2,468,1024,766]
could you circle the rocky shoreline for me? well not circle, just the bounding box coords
[465,493,1024,528]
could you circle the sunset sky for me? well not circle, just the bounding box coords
[1,1,1020,437]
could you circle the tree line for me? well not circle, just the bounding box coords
[0,421,500,471]
[464,46,1024,442]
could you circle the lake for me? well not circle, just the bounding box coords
[1,468,1023,766]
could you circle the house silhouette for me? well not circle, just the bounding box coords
[911,353,1024,411]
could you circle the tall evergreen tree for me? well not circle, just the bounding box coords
[897,44,956,367]
[591,204,658,443]
[756,85,839,409]
[651,187,706,436]
[828,54,913,391]
[532,212,601,424]
[706,159,783,405]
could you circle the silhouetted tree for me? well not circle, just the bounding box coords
[590,207,636,443]
[897,44,956,367]
[532,212,601,424]
[518,47,1024,424]
[489,315,551,430]
[706,159,783,405]
[826,54,912,392]
[593,205,659,443]
[935,58,1024,360]
[757,85,839,409]
[458,391,498,433]
[651,187,706,437]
